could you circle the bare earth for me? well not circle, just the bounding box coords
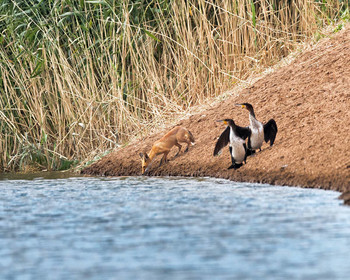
[82,27,350,204]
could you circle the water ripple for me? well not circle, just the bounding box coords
[0,176,350,280]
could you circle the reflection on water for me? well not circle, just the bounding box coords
[0,175,350,279]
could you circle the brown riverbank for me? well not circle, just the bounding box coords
[82,26,350,204]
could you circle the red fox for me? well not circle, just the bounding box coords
[139,126,195,174]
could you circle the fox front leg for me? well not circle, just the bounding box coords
[174,143,182,157]
[159,152,169,167]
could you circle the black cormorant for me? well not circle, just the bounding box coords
[213,119,251,169]
[236,103,277,154]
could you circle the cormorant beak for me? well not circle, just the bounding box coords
[216,120,227,125]
[235,103,245,108]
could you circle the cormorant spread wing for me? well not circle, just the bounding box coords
[213,126,230,156]
[236,125,251,140]
[263,119,278,146]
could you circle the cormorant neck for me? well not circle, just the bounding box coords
[249,108,256,118]
[228,122,237,134]
[227,120,236,128]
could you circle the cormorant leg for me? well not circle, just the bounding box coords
[246,149,255,156]
[247,137,256,156]
[228,147,236,169]
[243,143,247,164]
[233,163,243,170]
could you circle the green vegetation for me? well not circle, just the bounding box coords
[0,0,348,172]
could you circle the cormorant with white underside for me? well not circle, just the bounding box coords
[236,103,277,154]
[214,119,251,170]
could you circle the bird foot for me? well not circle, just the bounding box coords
[246,149,256,157]
[228,163,243,170]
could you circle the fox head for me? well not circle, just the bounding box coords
[139,152,151,175]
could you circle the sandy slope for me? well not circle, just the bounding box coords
[82,26,350,204]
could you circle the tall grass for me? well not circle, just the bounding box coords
[0,0,348,171]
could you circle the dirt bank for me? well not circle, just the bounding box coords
[82,27,350,204]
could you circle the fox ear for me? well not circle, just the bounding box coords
[139,152,149,159]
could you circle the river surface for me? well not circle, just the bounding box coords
[1,175,350,280]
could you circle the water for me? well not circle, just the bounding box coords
[0,175,350,280]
